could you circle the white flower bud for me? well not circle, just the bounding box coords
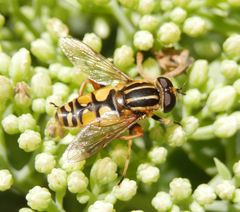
[166,125,186,147]
[113,45,134,69]
[77,193,90,204]
[104,193,117,204]
[137,163,160,184]
[189,59,208,88]
[207,86,237,112]
[141,57,160,82]
[148,147,168,165]
[139,15,159,32]
[88,200,114,212]
[0,169,13,191]
[113,178,137,201]
[221,60,238,80]
[157,22,181,46]
[183,16,207,37]
[181,116,199,136]
[45,95,62,116]
[1,114,19,134]
[170,205,181,212]
[83,33,102,53]
[93,17,110,39]
[32,98,46,114]
[110,144,128,167]
[189,201,205,212]
[215,180,235,200]
[67,171,88,193]
[18,130,41,152]
[169,178,192,202]
[19,208,34,212]
[213,115,238,138]
[233,160,240,177]
[223,34,240,59]
[138,0,156,14]
[133,30,154,51]
[35,153,56,174]
[43,140,57,154]
[18,114,36,132]
[90,157,118,185]
[52,82,70,100]
[26,186,51,211]
[193,184,216,205]
[47,168,67,191]
[183,89,202,108]
[170,7,187,24]
[152,192,172,212]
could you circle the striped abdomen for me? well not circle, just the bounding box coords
[121,81,160,112]
[55,87,119,128]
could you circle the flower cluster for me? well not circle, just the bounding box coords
[0,0,240,211]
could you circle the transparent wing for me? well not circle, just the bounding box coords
[61,113,141,163]
[60,37,131,85]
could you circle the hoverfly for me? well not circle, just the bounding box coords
[54,37,183,169]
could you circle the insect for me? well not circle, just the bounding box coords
[54,37,183,176]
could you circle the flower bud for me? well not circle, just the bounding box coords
[67,171,88,193]
[183,89,202,108]
[18,130,41,152]
[141,57,160,82]
[213,115,238,138]
[76,193,89,204]
[45,95,62,116]
[113,179,137,201]
[170,7,187,24]
[57,66,73,83]
[169,178,192,202]
[215,180,235,200]
[181,116,199,136]
[148,147,168,165]
[9,48,31,83]
[137,163,160,184]
[207,86,236,112]
[223,34,240,59]
[189,201,205,212]
[19,208,34,212]
[2,114,19,134]
[152,192,172,212]
[0,52,11,75]
[0,76,13,103]
[43,140,57,154]
[221,60,238,80]
[138,0,156,14]
[166,125,186,147]
[157,22,181,46]
[26,186,51,211]
[133,30,154,51]
[88,200,114,212]
[93,17,110,39]
[31,39,55,63]
[83,33,102,53]
[47,18,69,40]
[31,71,52,98]
[139,15,159,32]
[104,193,117,204]
[234,79,240,95]
[14,82,31,108]
[110,144,128,167]
[160,0,173,11]
[233,189,240,204]
[47,168,67,191]
[193,184,216,205]
[32,98,46,114]
[113,45,134,69]
[90,157,118,185]
[183,16,207,37]
[53,82,70,100]
[0,169,13,191]
[35,153,56,174]
[189,60,208,88]
[18,114,36,132]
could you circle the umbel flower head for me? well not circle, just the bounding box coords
[1,1,240,211]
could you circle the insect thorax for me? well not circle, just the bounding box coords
[121,81,160,112]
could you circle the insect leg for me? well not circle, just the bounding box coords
[118,139,132,185]
[119,123,143,140]
[79,79,104,96]
[152,115,181,127]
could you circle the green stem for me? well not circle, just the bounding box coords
[224,137,237,168]
[189,125,215,140]
[109,0,135,36]
[55,190,66,212]
[9,0,40,37]
[47,200,65,212]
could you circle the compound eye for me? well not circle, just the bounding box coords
[158,77,173,89]
[163,92,176,113]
